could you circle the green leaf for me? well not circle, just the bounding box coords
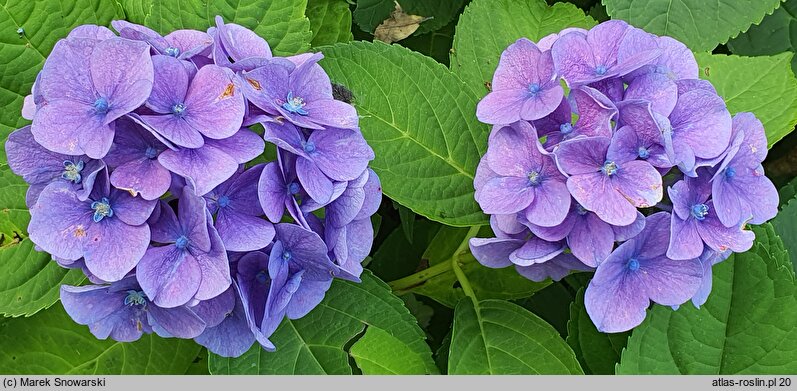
[448,298,583,374]
[369,220,438,282]
[306,0,353,47]
[728,0,797,75]
[117,0,312,56]
[0,239,85,317]
[617,224,797,374]
[772,193,797,271]
[208,270,438,374]
[400,21,454,65]
[0,164,29,242]
[352,0,393,34]
[0,303,201,374]
[0,1,122,155]
[184,348,210,375]
[779,176,797,207]
[401,0,466,36]
[603,0,782,52]
[397,204,415,244]
[349,327,428,374]
[695,52,797,147]
[320,41,489,226]
[407,226,550,307]
[451,0,596,97]
[566,288,629,374]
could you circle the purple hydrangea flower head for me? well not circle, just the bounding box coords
[551,21,660,86]
[476,121,571,227]
[263,120,374,204]
[533,87,617,149]
[138,55,245,148]
[625,35,699,82]
[136,187,231,308]
[667,176,754,260]
[624,73,678,116]
[711,113,778,226]
[241,53,358,130]
[476,38,564,124]
[5,126,106,207]
[205,165,275,252]
[555,136,663,226]
[32,37,153,158]
[28,172,155,282]
[112,20,212,60]
[102,117,171,200]
[60,277,206,342]
[585,212,703,332]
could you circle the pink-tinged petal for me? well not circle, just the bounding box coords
[110,158,172,201]
[510,237,564,266]
[615,100,662,143]
[525,179,571,227]
[624,73,677,116]
[485,121,542,177]
[476,89,527,124]
[493,38,547,90]
[205,128,265,164]
[158,144,239,196]
[554,136,609,175]
[184,65,245,140]
[666,216,703,260]
[670,89,732,159]
[469,237,523,268]
[698,206,755,254]
[83,218,150,282]
[568,213,613,267]
[146,55,190,113]
[570,86,616,138]
[612,160,663,208]
[28,182,93,261]
[478,176,534,215]
[296,157,334,204]
[32,100,108,157]
[216,211,275,252]
[567,172,638,226]
[137,245,201,308]
[551,32,597,86]
[90,38,153,119]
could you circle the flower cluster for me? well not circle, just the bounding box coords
[470,20,778,332]
[6,17,381,356]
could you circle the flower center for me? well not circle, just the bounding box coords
[559,123,573,135]
[595,65,608,76]
[302,141,316,154]
[144,146,158,159]
[288,182,300,195]
[576,204,588,216]
[90,197,113,222]
[527,170,541,186]
[93,97,109,114]
[61,160,84,183]
[175,235,190,250]
[627,258,640,271]
[601,160,619,176]
[171,103,187,117]
[724,167,736,179]
[217,195,231,208]
[255,270,269,285]
[124,290,147,306]
[691,203,709,221]
[638,147,650,159]
[282,91,308,115]
[165,47,180,57]
[527,83,541,96]
[282,249,292,262]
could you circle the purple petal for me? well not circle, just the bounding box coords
[158,144,239,196]
[554,136,609,175]
[524,178,571,227]
[147,304,206,339]
[137,245,202,308]
[296,157,334,204]
[90,38,153,121]
[183,65,245,140]
[469,237,524,268]
[515,253,592,282]
[477,176,534,215]
[216,210,275,252]
[509,237,564,266]
[568,213,614,267]
[205,128,265,164]
[666,215,703,260]
[258,162,289,223]
[612,160,663,208]
[669,89,732,159]
[624,73,677,116]
[309,128,374,181]
[190,287,236,328]
[567,172,638,226]
[476,89,527,124]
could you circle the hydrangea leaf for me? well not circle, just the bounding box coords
[208,270,438,375]
[401,21,455,66]
[117,0,312,55]
[779,177,797,207]
[401,0,466,36]
[772,194,797,271]
[369,221,439,282]
[695,52,797,147]
[0,165,29,243]
[0,1,121,158]
[727,0,797,75]
[451,0,596,97]
[448,298,584,374]
[348,327,429,374]
[603,0,783,52]
[352,0,394,34]
[407,226,550,308]
[0,303,201,374]
[566,288,629,374]
[617,224,797,374]
[306,0,353,47]
[0,239,85,317]
[320,41,489,226]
